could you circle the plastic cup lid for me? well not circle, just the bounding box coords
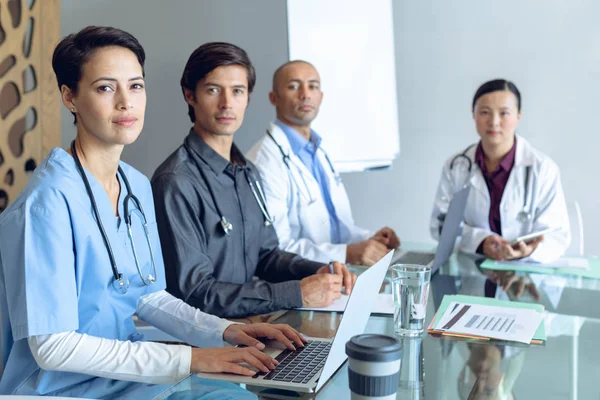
[345,334,403,362]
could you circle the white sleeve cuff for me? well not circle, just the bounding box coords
[28,331,191,384]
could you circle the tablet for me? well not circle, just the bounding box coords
[510,227,561,245]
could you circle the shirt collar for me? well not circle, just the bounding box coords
[474,137,517,174]
[275,119,322,156]
[185,128,247,175]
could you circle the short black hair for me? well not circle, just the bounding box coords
[472,79,521,112]
[180,42,256,122]
[52,26,146,123]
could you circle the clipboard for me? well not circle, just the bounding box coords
[427,294,546,345]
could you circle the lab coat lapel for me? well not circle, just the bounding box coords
[269,124,320,194]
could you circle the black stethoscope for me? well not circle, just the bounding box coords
[449,143,533,223]
[184,139,274,236]
[71,141,158,294]
[266,129,341,205]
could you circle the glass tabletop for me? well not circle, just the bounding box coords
[156,246,600,399]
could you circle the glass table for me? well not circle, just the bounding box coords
[155,248,600,399]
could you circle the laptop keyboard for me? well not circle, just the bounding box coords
[396,251,435,266]
[253,340,331,384]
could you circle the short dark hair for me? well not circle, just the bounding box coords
[180,42,256,122]
[52,26,146,123]
[472,79,521,112]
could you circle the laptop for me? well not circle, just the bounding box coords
[392,185,471,273]
[196,250,395,393]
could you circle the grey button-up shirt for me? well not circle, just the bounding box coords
[151,130,322,318]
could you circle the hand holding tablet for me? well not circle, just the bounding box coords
[510,227,561,246]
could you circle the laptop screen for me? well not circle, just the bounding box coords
[432,185,471,272]
[315,250,394,391]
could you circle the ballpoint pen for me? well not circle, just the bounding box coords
[328,261,335,274]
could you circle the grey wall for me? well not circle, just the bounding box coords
[61,0,600,255]
[343,0,600,255]
[60,0,288,175]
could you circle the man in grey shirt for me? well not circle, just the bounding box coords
[152,42,356,318]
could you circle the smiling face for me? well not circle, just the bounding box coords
[61,46,146,146]
[184,65,249,138]
[473,90,521,148]
[270,61,323,128]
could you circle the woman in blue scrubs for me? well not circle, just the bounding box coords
[0,26,304,399]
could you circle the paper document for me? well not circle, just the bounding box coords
[297,293,394,314]
[434,301,543,344]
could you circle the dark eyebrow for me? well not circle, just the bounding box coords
[90,76,144,85]
[204,82,248,89]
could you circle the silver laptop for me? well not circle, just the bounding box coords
[392,185,471,273]
[196,250,395,393]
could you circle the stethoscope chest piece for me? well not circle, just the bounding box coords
[221,216,233,235]
[112,274,130,294]
[517,210,532,223]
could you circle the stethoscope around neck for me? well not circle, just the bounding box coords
[266,129,341,205]
[71,140,158,294]
[184,140,274,236]
[449,143,534,223]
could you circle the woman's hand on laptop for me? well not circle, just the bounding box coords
[190,346,277,376]
[223,323,306,351]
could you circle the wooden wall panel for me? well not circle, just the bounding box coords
[0,0,60,212]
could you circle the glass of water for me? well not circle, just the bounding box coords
[391,264,431,336]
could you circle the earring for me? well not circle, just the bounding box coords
[71,108,75,112]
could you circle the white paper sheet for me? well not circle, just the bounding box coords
[434,301,543,344]
[297,293,394,314]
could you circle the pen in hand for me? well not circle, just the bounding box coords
[328,262,334,275]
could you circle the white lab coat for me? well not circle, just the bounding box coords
[430,135,570,263]
[246,122,371,263]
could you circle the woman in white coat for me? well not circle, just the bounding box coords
[430,79,570,263]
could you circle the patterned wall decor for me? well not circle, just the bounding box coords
[0,0,60,212]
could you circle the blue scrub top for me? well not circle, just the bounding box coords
[0,148,169,398]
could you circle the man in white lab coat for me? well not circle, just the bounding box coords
[247,61,399,266]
